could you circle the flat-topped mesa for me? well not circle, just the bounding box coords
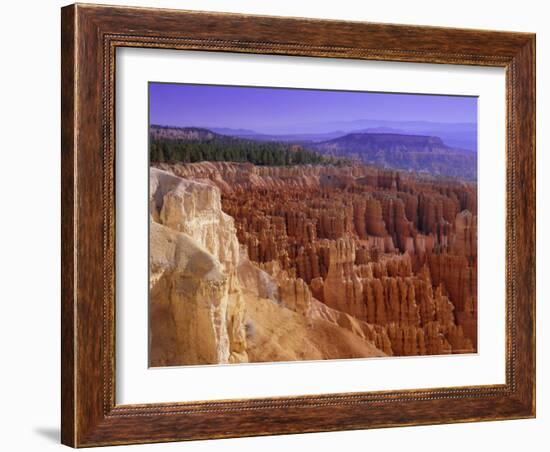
[310,133,476,180]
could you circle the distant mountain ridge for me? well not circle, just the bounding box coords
[150,125,476,180]
[152,125,345,145]
[312,132,476,180]
[317,132,448,150]
[195,119,477,151]
[265,118,477,151]
[211,129,347,143]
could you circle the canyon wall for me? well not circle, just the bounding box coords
[155,162,477,359]
[149,167,387,366]
[149,169,248,366]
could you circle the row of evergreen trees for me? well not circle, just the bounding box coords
[150,137,348,166]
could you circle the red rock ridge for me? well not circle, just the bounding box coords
[157,162,477,356]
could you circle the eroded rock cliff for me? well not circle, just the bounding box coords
[149,169,248,366]
[154,162,477,359]
[149,167,387,366]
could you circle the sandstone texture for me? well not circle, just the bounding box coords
[150,162,477,366]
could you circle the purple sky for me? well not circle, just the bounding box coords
[149,82,477,135]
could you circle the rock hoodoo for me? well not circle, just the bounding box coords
[150,161,477,366]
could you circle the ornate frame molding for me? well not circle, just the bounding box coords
[62,4,535,447]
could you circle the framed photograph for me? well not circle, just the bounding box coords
[61,3,535,447]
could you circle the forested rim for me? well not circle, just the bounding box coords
[149,137,351,166]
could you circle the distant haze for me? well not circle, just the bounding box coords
[149,83,478,151]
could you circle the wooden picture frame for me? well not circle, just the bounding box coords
[61,3,535,447]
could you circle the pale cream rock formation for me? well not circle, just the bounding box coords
[149,168,386,366]
[149,222,248,365]
[149,169,248,366]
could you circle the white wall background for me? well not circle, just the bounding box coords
[0,1,545,450]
